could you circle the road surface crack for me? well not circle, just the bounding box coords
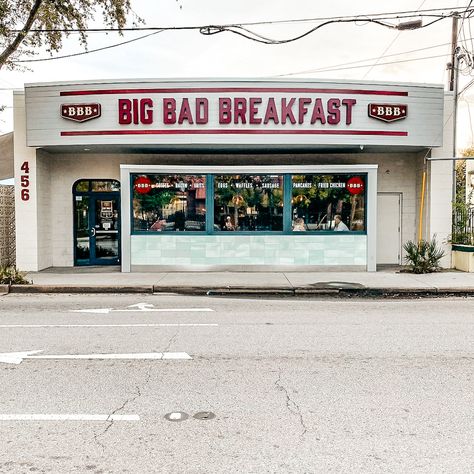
[93,365,153,451]
[93,329,179,451]
[275,369,308,439]
[163,329,179,354]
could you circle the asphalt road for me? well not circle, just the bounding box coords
[0,293,473,474]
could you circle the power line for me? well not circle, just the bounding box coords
[275,53,450,77]
[14,30,164,63]
[362,0,427,80]
[11,29,456,68]
[8,6,472,64]
[14,5,474,32]
[235,5,474,27]
[276,40,454,77]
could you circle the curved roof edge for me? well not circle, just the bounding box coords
[23,77,444,90]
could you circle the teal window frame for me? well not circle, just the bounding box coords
[130,172,367,236]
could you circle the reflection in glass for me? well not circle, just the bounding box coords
[74,196,90,260]
[214,175,283,232]
[75,180,89,192]
[91,180,120,192]
[132,175,206,232]
[291,175,365,231]
[94,198,119,259]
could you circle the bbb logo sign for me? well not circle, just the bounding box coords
[368,103,407,123]
[61,103,101,122]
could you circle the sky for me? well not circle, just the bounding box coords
[0,0,473,148]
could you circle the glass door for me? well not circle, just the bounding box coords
[74,195,91,264]
[90,195,120,265]
[73,180,120,266]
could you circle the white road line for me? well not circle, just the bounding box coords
[28,352,192,360]
[70,307,215,314]
[0,324,218,328]
[0,414,139,421]
[0,351,193,364]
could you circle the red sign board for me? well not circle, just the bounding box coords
[346,177,365,195]
[61,103,101,122]
[134,176,152,194]
[368,103,407,123]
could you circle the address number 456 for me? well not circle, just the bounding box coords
[20,161,30,201]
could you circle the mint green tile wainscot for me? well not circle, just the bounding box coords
[130,235,367,269]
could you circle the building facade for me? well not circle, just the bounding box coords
[13,79,453,272]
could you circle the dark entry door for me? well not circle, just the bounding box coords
[74,184,120,266]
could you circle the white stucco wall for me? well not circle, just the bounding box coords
[428,93,454,268]
[13,80,451,271]
[31,151,420,269]
[13,92,38,271]
[47,153,121,267]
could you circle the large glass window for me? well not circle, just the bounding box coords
[130,172,367,235]
[132,174,206,232]
[214,175,284,231]
[291,174,366,232]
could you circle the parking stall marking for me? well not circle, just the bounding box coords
[0,414,139,421]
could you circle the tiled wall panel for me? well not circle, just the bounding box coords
[131,235,367,266]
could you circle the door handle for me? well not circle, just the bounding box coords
[91,228,96,237]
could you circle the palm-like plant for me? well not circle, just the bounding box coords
[403,237,445,274]
[0,266,31,285]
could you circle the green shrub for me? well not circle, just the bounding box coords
[451,198,474,245]
[0,266,31,285]
[403,237,446,274]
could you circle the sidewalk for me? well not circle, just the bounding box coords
[1,267,473,296]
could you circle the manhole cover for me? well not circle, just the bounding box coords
[193,411,216,420]
[164,412,189,422]
[309,281,366,290]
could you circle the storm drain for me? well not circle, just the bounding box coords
[164,411,216,422]
[164,412,189,422]
[193,411,216,420]
[309,281,366,290]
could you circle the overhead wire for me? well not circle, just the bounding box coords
[199,16,447,45]
[15,5,474,32]
[275,40,456,77]
[6,5,473,67]
[14,30,165,63]
[274,53,451,77]
[362,0,427,79]
[10,12,459,65]
[453,2,474,78]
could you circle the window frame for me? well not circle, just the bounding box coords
[129,172,367,236]
[290,173,367,234]
[130,173,209,235]
[212,173,285,234]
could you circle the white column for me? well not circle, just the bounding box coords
[366,166,378,271]
[13,92,39,271]
[120,165,131,272]
[427,93,454,268]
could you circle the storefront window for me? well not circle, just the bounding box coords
[291,174,366,231]
[75,180,90,192]
[91,180,120,192]
[214,175,284,231]
[75,180,120,193]
[132,174,206,232]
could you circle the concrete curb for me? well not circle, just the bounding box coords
[2,284,474,297]
[205,288,296,296]
[436,287,474,293]
[9,285,154,294]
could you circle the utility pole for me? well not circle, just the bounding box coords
[449,14,459,92]
[449,13,460,203]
